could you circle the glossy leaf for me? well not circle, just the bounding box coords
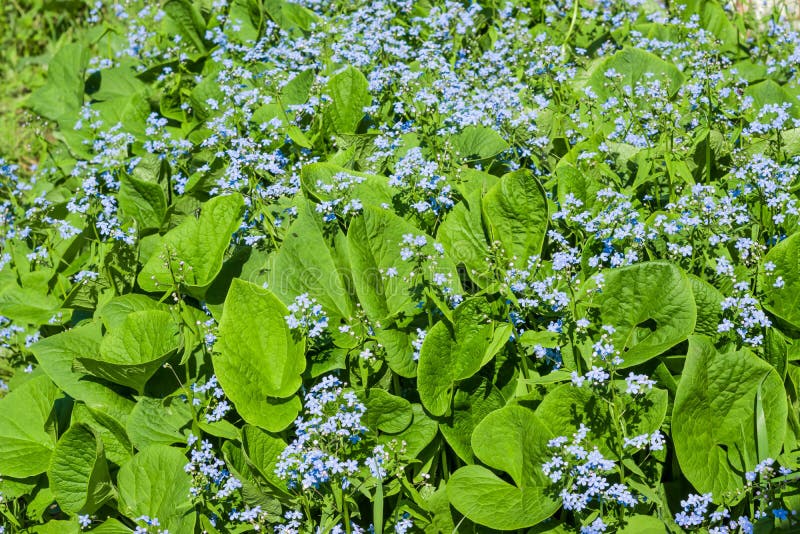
[0,375,59,478]
[48,424,113,514]
[447,406,559,530]
[117,446,196,533]
[673,336,787,496]
[215,279,305,430]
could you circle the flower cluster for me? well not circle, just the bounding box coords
[675,458,797,532]
[185,434,243,502]
[285,293,329,339]
[542,424,638,518]
[275,376,373,491]
[191,375,232,423]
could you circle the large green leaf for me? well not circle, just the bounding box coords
[378,404,438,459]
[452,126,509,161]
[447,406,559,530]
[439,378,506,463]
[95,294,168,330]
[118,173,167,230]
[0,375,59,478]
[242,425,288,492]
[138,193,244,296]
[48,424,113,514]
[438,189,492,287]
[267,200,355,319]
[215,279,305,431]
[126,397,191,449]
[263,0,317,31]
[30,323,134,423]
[300,162,393,210]
[417,322,455,417]
[482,170,548,263]
[163,0,207,52]
[361,388,412,434]
[535,383,667,460]
[117,446,195,533]
[596,261,696,367]
[71,404,133,466]
[586,47,685,98]
[759,231,800,328]
[744,80,800,119]
[27,43,88,121]
[689,275,724,338]
[673,336,787,497]
[327,66,371,134]
[0,284,64,326]
[346,208,417,322]
[418,299,508,416]
[347,205,460,326]
[77,310,181,392]
[676,0,738,52]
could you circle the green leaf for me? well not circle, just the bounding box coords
[87,518,133,533]
[555,163,603,212]
[118,173,167,230]
[438,190,492,287]
[676,0,738,52]
[378,404,438,458]
[72,404,134,466]
[126,397,191,449]
[327,66,371,134]
[300,162,393,208]
[0,284,65,326]
[77,310,181,392]
[95,294,168,331]
[263,0,317,31]
[89,66,148,101]
[596,261,696,367]
[764,327,788,379]
[689,274,724,338]
[0,375,59,478]
[48,424,113,514]
[418,299,506,416]
[117,446,196,533]
[138,193,244,297]
[759,232,800,328]
[482,169,549,263]
[267,200,355,319]
[27,43,88,121]
[347,206,457,326]
[535,383,667,459]
[242,425,287,491]
[586,47,685,99]
[619,515,668,533]
[283,70,315,106]
[439,378,506,463]
[216,279,305,430]
[447,406,559,530]
[225,0,261,41]
[29,520,80,534]
[452,126,509,161]
[673,336,787,497]
[362,389,412,434]
[30,323,135,422]
[417,322,455,417]
[163,0,207,52]
[745,80,800,119]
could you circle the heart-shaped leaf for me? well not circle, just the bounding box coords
[673,336,787,497]
[447,405,559,530]
[215,279,305,431]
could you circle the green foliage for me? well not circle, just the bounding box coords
[2,0,800,532]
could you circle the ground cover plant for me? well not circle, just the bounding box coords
[1,0,800,532]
